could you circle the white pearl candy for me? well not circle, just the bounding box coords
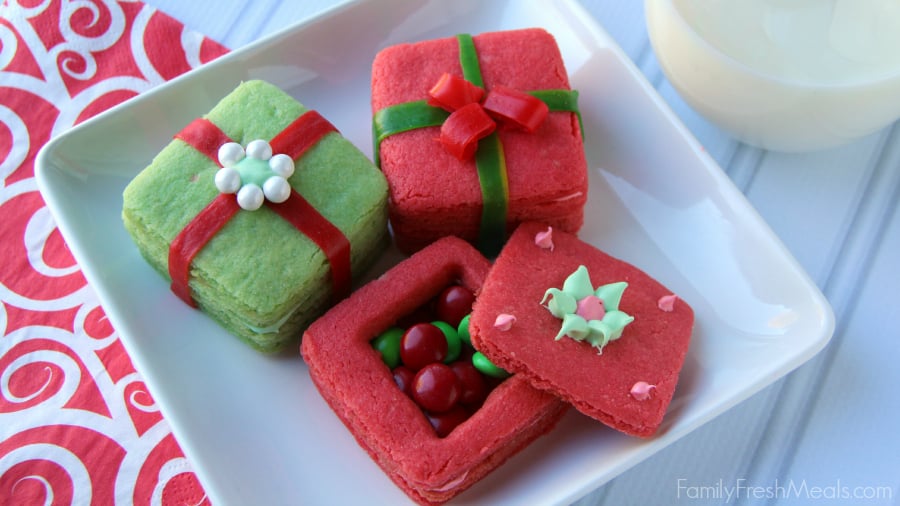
[215,140,297,210]
[268,154,295,178]
[215,167,242,194]
[263,176,291,203]
[237,184,264,210]
[218,142,245,167]
[246,139,273,160]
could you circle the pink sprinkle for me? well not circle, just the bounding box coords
[494,314,516,331]
[658,294,678,312]
[534,226,554,251]
[576,295,605,321]
[630,381,656,401]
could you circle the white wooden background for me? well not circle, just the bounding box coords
[146,1,900,504]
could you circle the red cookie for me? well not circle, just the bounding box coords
[302,236,567,505]
[469,222,694,437]
[371,28,588,255]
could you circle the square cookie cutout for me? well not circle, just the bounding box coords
[302,237,567,505]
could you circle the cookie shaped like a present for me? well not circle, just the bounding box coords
[302,236,566,505]
[469,222,694,437]
[122,80,389,353]
[372,28,588,256]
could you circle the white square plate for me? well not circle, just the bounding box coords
[35,0,835,504]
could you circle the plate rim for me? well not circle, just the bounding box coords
[34,0,836,504]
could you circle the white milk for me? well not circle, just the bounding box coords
[645,0,900,151]
[672,0,900,84]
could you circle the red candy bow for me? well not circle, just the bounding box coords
[427,73,549,160]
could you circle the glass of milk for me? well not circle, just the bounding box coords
[645,0,900,151]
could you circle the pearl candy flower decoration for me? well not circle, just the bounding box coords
[214,139,295,211]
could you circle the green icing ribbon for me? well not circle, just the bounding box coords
[474,132,508,254]
[372,100,448,163]
[530,89,585,140]
[456,33,484,87]
[372,34,583,257]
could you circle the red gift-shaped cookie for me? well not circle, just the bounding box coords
[469,222,694,437]
[301,237,566,505]
[372,28,588,256]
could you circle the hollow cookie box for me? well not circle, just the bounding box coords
[301,237,567,505]
[371,28,588,256]
[122,80,389,353]
[469,222,694,437]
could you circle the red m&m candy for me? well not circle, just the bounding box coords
[400,323,448,370]
[392,366,416,397]
[450,360,488,407]
[434,285,475,327]
[426,405,469,438]
[412,363,460,413]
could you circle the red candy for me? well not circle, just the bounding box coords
[427,73,484,112]
[392,366,416,397]
[482,85,549,133]
[400,323,448,370]
[450,360,488,407]
[439,102,496,160]
[435,285,476,328]
[412,363,460,413]
[372,284,504,438]
[426,405,470,438]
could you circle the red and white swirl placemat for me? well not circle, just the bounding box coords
[1,1,227,503]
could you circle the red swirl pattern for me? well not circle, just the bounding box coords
[0,1,228,503]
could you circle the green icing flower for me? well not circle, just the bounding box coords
[541,265,634,353]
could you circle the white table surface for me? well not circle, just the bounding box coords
[145,1,900,504]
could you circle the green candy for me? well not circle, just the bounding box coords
[371,327,403,368]
[472,351,509,379]
[432,321,461,363]
[457,314,472,344]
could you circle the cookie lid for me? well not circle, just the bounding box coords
[469,222,694,437]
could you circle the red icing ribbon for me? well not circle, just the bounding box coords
[427,73,484,111]
[168,194,239,307]
[427,73,549,160]
[440,103,496,160]
[482,85,549,133]
[169,111,351,308]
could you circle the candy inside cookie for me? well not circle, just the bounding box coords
[302,236,566,505]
